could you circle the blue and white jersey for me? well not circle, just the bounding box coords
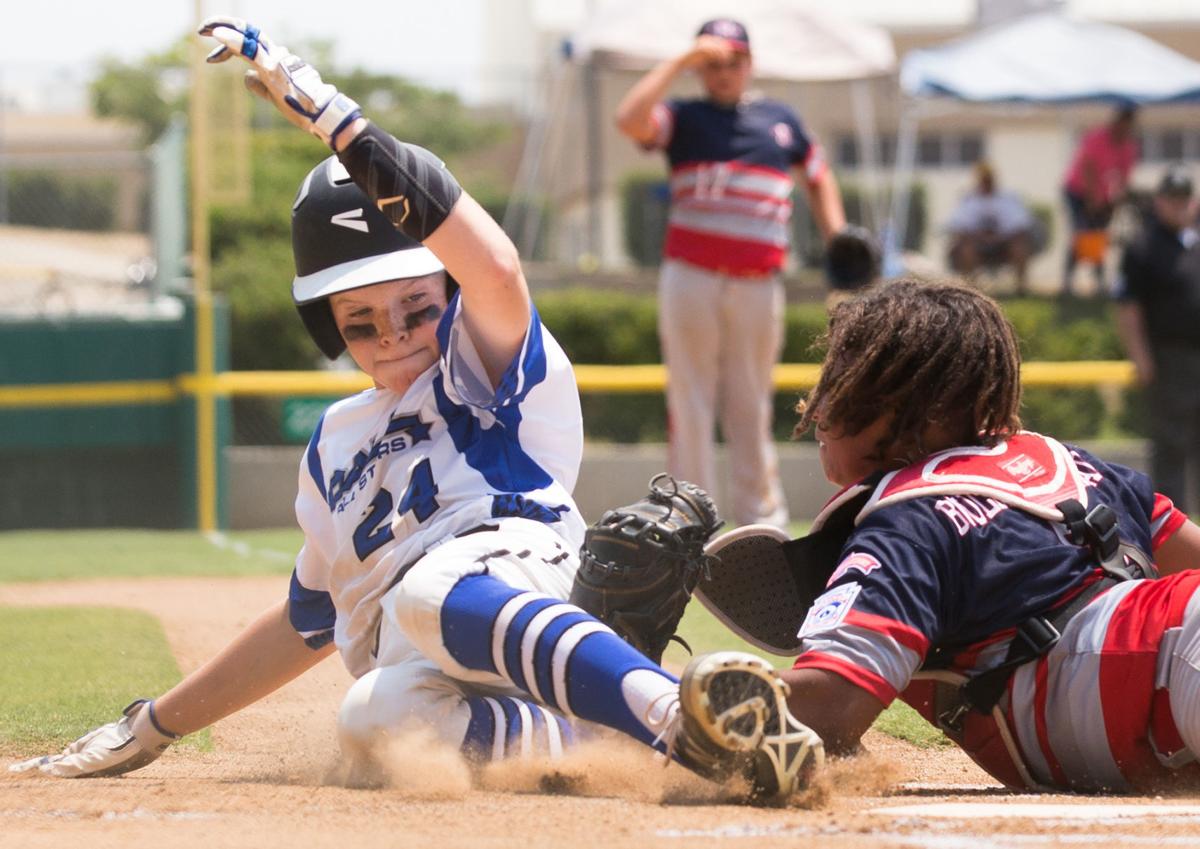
[289,293,585,677]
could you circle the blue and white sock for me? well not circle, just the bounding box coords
[460,694,576,762]
[441,574,678,750]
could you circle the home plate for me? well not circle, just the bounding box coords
[870,802,1200,821]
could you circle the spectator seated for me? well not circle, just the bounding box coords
[945,162,1044,295]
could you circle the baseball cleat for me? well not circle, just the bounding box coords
[674,651,825,802]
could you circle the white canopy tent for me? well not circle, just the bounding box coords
[886,11,1200,273]
[504,0,897,264]
[570,0,896,82]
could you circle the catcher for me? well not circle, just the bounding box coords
[698,278,1200,793]
[9,17,824,804]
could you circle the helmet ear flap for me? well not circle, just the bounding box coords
[297,300,346,360]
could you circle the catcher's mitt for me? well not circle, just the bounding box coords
[824,224,881,291]
[570,474,723,664]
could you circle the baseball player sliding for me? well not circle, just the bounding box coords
[8,18,823,803]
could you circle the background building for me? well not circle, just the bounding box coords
[503,0,1200,292]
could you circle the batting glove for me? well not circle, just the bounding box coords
[198,16,362,149]
[8,699,179,778]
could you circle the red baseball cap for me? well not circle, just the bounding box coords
[697,18,751,53]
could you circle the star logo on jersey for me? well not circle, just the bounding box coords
[324,414,435,511]
[330,208,369,233]
[1001,453,1045,484]
[327,449,371,509]
[385,413,432,445]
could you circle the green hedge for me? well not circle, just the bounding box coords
[215,279,1138,445]
[793,181,928,267]
[535,290,1137,444]
[7,171,118,231]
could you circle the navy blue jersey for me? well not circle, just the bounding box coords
[657,98,818,174]
[795,441,1179,702]
[793,434,1194,791]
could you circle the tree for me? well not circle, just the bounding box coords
[87,33,520,370]
[90,39,190,144]
[328,69,504,155]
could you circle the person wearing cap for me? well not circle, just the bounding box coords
[10,16,811,792]
[1062,103,1141,296]
[945,161,1037,295]
[614,17,849,532]
[1114,164,1200,515]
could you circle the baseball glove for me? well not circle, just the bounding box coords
[824,224,881,291]
[570,474,724,664]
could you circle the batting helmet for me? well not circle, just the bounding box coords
[291,156,451,359]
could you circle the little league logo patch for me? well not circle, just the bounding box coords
[772,122,794,148]
[827,551,882,587]
[798,582,861,638]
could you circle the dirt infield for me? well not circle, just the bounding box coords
[3,577,1200,849]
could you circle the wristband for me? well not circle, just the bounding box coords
[337,122,463,241]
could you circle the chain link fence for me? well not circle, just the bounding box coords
[0,96,192,318]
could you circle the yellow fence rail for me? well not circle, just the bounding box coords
[0,361,1138,409]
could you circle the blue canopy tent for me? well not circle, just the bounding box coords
[885,11,1200,274]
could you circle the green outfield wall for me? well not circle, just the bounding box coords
[0,297,230,530]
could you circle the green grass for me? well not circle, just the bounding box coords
[673,596,951,748]
[872,699,952,747]
[0,529,302,582]
[0,606,209,751]
[0,527,945,749]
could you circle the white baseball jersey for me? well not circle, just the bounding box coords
[289,294,585,678]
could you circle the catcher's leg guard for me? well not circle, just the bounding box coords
[674,651,824,803]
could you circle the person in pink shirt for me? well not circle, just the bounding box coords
[1062,103,1140,295]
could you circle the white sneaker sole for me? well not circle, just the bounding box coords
[680,650,783,748]
[680,650,825,802]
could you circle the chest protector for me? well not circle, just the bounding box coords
[696,432,1155,789]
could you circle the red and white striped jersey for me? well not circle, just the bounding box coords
[647,97,826,277]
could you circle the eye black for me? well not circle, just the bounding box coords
[341,323,377,341]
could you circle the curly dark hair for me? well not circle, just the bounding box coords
[795,278,1022,466]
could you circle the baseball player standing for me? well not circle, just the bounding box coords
[772,279,1200,791]
[9,18,824,803]
[615,18,850,531]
